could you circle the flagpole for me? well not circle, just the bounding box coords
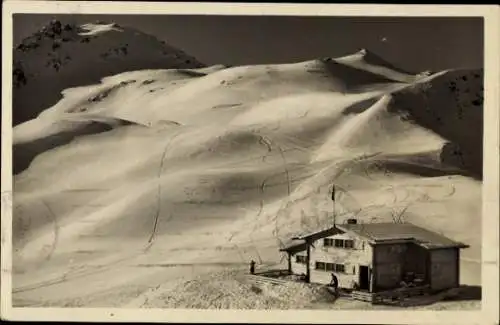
[333,199,335,227]
[331,185,336,228]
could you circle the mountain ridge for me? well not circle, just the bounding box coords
[13,19,206,126]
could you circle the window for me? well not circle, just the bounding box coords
[295,255,307,264]
[335,264,345,273]
[315,262,326,270]
[315,262,346,273]
[330,238,356,249]
[323,238,334,247]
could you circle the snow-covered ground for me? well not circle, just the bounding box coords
[11,22,483,309]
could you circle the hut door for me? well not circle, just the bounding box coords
[359,265,370,290]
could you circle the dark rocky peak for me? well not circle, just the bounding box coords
[15,19,81,53]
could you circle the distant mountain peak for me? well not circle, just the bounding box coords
[15,19,78,51]
[335,48,417,75]
[12,20,205,125]
[357,48,368,56]
[345,48,385,61]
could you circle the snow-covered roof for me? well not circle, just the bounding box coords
[280,239,307,253]
[337,222,469,249]
[282,222,468,251]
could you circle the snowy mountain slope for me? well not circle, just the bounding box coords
[13,20,205,126]
[390,69,484,178]
[11,32,483,309]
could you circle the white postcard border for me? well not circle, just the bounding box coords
[1,2,498,324]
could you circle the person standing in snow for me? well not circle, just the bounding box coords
[250,260,256,275]
[330,273,339,296]
[330,273,339,287]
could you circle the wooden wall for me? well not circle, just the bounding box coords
[404,243,428,278]
[429,248,459,291]
[372,243,407,291]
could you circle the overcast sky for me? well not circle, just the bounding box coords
[13,14,483,73]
